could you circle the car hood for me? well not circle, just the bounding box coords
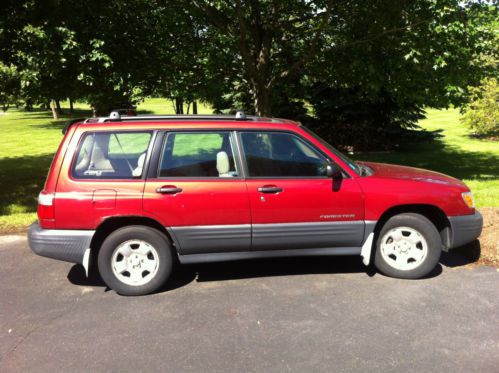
[360,162,466,187]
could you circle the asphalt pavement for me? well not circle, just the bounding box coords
[1,234,498,373]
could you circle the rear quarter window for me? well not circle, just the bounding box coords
[72,131,152,179]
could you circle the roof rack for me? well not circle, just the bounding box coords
[84,110,254,124]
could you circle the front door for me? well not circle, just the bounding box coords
[143,131,251,255]
[239,131,365,251]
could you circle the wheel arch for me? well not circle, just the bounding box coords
[89,216,176,270]
[374,204,452,250]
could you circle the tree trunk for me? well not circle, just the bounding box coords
[50,99,59,119]
[25,100,33,112]
[192,101,198,114]
[175,98,184,114]
[55,99,63,115]
[253,83,272,116]
[69,98,74,113]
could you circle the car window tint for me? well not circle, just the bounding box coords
[72,132,151,179]
[159,132,238,178]
[241,132,327,177]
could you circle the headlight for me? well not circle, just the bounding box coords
[461,192,475,209]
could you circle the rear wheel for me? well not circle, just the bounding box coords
[374,213,441,279]
[98,226,172,295]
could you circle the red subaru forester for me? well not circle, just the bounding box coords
[28,111,483,295]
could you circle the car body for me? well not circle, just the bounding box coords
[28,111,483,295]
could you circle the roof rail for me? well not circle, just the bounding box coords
[84,110,254,124]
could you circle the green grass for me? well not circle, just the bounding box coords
[0,99,212,230]
[0,102,497,231]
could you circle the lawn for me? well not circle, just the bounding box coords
[0,102,497,231]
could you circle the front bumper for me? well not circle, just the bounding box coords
[28,223,95,265]
[448,211,483,249]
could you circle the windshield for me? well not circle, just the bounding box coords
[301,126,361,175]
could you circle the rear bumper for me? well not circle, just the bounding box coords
[448,211,483,249]
[27,223,95,264]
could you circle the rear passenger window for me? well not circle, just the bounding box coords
[72,132,151,179]
[159,132,238,178]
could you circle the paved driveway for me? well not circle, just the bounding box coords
[1,235,498,372]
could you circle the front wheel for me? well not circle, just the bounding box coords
[98,226,172,295]
[374,213,442,279]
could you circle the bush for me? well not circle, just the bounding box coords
[461,78,499,137]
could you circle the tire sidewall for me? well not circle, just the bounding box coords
[374,213,441,279]
[98,226,172,296]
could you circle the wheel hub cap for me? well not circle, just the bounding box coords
[380,226,428,271]
[111,240,160,286]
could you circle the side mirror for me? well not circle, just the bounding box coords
[326,163,342,179]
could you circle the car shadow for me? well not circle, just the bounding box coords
[67,264,197,293]
[67,252,460,295]
[192,256,369,283]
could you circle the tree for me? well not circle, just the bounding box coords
[190,0,333,115]
[187,0,496,149]
[302,0,498,149]
[0,1,84,116]
[0,0,496,138]
[0,62,19,111]
[0,0,185,116]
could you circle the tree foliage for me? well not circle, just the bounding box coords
[0,0,497,148]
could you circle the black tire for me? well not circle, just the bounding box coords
[97,225,172,296]
[374,213,441,279]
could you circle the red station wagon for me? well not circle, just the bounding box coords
[28,111,483,295]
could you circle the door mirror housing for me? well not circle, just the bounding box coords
[326,163,342,179]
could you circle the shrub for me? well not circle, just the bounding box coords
[461,78,499,137]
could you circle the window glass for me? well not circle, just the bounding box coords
[241,132,328,177]
[301,126,360,174]
[159,132,238,178]
[72,132,151,179]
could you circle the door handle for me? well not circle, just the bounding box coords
[258,185,283,194]
[156,186,183,194]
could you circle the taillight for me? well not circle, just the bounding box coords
[38,191,55,220]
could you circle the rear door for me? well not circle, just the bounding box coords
[239,131,365,251]
[143,130,251,255]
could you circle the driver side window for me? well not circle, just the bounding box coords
[240,132,328,177]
